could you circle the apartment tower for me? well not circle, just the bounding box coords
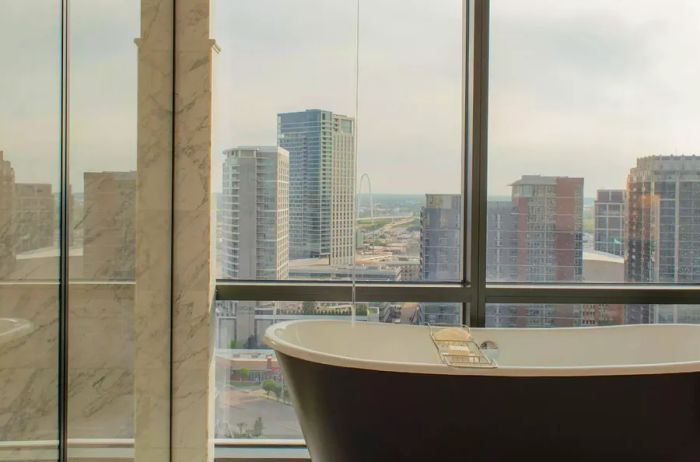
[277,109,355,265]
[220,146,289,348]
[221,146,289,280]
[511,175,584,282]
[416,194,461,325]
[594,189,625,257]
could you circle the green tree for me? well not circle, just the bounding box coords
[229,340,238,349]
[234,422,248,438]
[262,379,277,397]
[252,417,264,438]
[302,301,316,315]
[239,368,250,381]
[355,304,368,316]
[272,383,282,400]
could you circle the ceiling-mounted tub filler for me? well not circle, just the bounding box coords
[265,320,700,462]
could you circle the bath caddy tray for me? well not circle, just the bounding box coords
[429,325,497,369]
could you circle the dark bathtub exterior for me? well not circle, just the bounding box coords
[277,352,700,462]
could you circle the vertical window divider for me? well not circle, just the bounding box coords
[469,0,490,327]
[58,0,70,460]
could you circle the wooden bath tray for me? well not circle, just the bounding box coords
[429,325,497,369]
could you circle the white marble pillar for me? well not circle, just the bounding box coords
[171,0,217,461]
[134,0,174,461]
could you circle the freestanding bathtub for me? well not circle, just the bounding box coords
[265,320,700,462]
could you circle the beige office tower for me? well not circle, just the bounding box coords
[83,171,136,280]
[0,151,16,278]
[15,183,55,252]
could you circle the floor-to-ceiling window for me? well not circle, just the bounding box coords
[212,0,469,452]
[0,1,174,461]
[213,0,700,459]
[0,2,61,460]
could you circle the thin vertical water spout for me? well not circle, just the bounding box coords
[351,0,360,324]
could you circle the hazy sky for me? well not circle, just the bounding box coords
[0,0,140,192]
[2,0,700,197]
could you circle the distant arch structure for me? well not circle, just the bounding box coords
[358,173,374,220]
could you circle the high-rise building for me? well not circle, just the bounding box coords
[420,194,461,281]
[416,194,461,325]
[488,176,583,328]
[83,171,136,280]
[625,156,700,324]
[0,151,16,277]
[626,156,700,283]
[220,146,289,349]
[486,201,518,282]
[511,175,584,282]
[15,183,55,253]
[277,109,355,265]
[594,189,625,256]
[221,146,289,280]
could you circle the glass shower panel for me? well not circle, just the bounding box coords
[0,1,61,460]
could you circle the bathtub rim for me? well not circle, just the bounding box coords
[264,319,700,377]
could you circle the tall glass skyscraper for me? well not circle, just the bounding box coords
[277,109,355,265]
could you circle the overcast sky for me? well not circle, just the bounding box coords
[2,0,700,197]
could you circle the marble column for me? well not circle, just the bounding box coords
[134,0,174,461]
[171,0,218,461]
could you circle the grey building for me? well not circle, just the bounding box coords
[625,156,700,324]
[417,194,461,325]
[221,146,289,280]
[626,155,700,284]
[220,146,289,349]
[486,200,518,282]
[277,109,355,265]
[594,189,625,257]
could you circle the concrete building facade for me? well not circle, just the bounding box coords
[221,146,289,280]
[486,200,518,282]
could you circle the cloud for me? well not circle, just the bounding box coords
[488,0,700,196]
[4,0,700,198]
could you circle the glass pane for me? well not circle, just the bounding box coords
[67,0,172,459]
[487,0,700,283]
[487,303,700,327]
[214,300,464,441]
[212,0,358,282]
[0,0,61,459]
[356,0,464,282]
[212,0,465,283]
